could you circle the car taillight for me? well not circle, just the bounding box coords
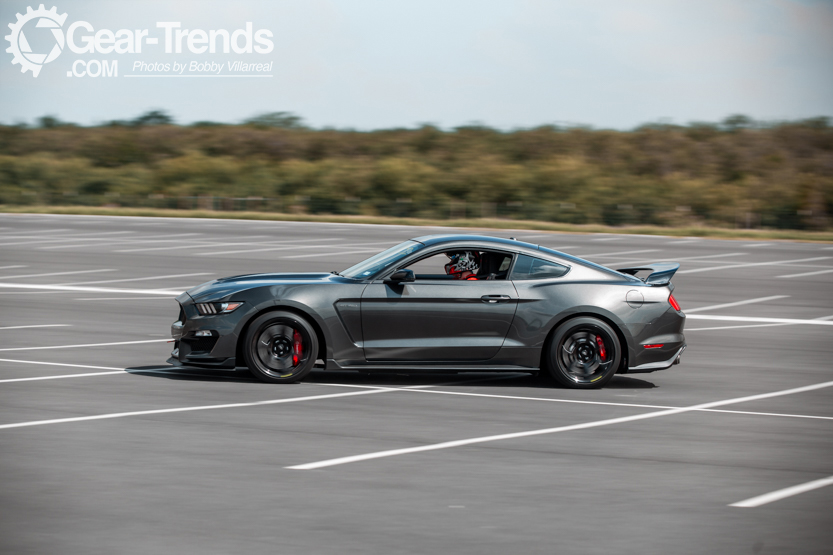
[668,293,681,311]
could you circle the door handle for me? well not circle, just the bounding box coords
[481,295,511,303]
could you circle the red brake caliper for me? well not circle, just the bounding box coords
[292,330,302,366]
[595,335,607,362]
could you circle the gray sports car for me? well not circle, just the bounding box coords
[169,234,685,388]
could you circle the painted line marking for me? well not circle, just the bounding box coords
[200,239,396,258]
[686,315,833,326]
[197,237,348,256]
[744,243,771,248]
[0,231,135,247]
[687,323,793,332]
[0,339,171,352]
[0,269,116,280]
[39,233,204,250]
[284,248,389,259]
[114,236,271,253]
[58,272,213,286]
[591,237,625,242]
[669,239,699,245]
[0,358,124,371]
[0,265,27,271]
[0,283,182,295]
[619,252,748,267]
[685,295,789,314]
[730,476,833,508]
[776,268,833,279]
[680,257,830,274]
[0,389,391,430]
[573,249,660,259]
[286,379,833,470]
[0,371,126,383]
[319,383,833,421]
[2,362,830,424]
[687,314,833,332]
[73,296,175,301]
[0,324,71,330]
[0,228,70,236]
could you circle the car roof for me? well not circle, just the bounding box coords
[412,234,538,250]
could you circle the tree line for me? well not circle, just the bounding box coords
[0,112,830,229]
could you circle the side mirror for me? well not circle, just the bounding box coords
[386,268,415,283]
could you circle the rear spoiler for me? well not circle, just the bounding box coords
[615,262,680,286]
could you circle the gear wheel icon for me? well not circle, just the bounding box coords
[5,4,67,77]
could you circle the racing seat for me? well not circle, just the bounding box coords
[476,252,509,280]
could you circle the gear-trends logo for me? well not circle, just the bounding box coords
[5,4,67,77]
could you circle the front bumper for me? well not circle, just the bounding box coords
[169,296,247,369]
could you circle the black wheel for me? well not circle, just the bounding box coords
[547,317,621,389]
[243,311,319,384]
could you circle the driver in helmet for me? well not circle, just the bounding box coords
[444,251,480,280]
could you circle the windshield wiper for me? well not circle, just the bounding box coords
[330,271,342,276]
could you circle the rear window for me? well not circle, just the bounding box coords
[511,254,569,280]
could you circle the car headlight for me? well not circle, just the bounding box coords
[195,301,244,315]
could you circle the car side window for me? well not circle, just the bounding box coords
[511,254,569,280]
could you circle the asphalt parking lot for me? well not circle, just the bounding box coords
[1,213,831,554]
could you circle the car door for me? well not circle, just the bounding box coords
[360,277,519,362]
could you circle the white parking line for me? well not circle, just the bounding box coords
[744,243,771,248]
[0,339,171,352]
[284,248,388,259]
[686,315,833,326]
[3,362,831,425]
[0,358,123,371]
[0,388,394,430]
[58,272,213,286]
[286,379,833,470]
[0,371,127,383]
[74,296,175,301]
[686,323,790,332]
[0,324,71,330]
[198,237,348,256]
[0,283,182,295]
[730,476,833,508]
[0,269,116,280]
[320,383,833,421]
[684,295,789,314]
[776,268,833,279]
[39,233,204,250]
[573,249,660,258]
[680,257,830,274]
[619,252,748,267]
[0,265,26,271]
[0,231,134,247]
[591,237,625,242]
[0,228,70,236]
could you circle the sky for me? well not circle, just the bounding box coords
[1,0,831,130]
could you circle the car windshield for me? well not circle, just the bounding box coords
[340,240,424,279]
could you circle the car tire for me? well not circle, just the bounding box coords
[547,317,621,389]
[244,311,319,384]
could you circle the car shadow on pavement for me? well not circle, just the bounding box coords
[126,365,656,389]
[125,365,257,383]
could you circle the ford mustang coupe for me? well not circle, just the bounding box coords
[169,235,685,388]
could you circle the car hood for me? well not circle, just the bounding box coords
[184,272,336,302]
